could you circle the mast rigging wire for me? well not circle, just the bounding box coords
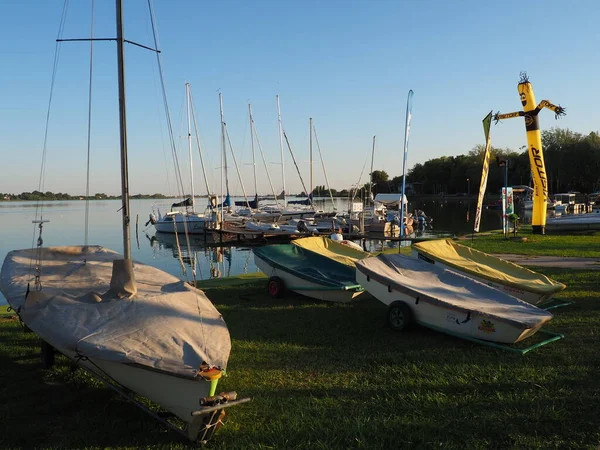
[30,0,70,279]
[84,0,95,250]
[250,113,281,209]
[312,124,337,211]
[283,131,312,206]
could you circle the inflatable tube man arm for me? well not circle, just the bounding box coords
[534,100,566,119]
[493,102,566,124]
[493,110,524,123]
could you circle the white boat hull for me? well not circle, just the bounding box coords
[58,347,215,438]
[369,221,400,234]
[254,254,362,303]
[245,221,283,232]
[356,254,553,344]
[356,269,542,344]
[279,209,316,221]
[546,214,600,232]
[153,213,219,234]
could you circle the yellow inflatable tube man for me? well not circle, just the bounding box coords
[494,72,565,235]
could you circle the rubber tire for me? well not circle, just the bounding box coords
[40,340,55,369]
[386,301,413,332]
[267,276,285,299]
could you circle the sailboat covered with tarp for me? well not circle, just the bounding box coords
[0,2,248,442]
[1,245,232,395]
[356,253,554,344]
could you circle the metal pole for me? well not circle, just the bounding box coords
[116,0,131,260]
[219,93,229,208]
[399,90,413,252]
[276,95,286,206]
[309,117,313,200]
[249,104,258,201]
[504,161,509,237]
[186,83,194,210]
[368,135,375,205]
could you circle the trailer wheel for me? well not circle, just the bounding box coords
[386,301,412,331]
[267,276,285,298]
[41,340,55,368]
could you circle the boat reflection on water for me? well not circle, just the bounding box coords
[145,232,255,280]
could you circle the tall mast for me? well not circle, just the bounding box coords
[309,117,313,199]
[224,121,251,207]
[400,90,414,242]
[368,135,376,205]
[219,93,230,199]
[249,104,258,198]
[116,0,131,260]
[219,92,224,217]
[186,83,195,209]
[189,85,211,197]
[276,95,286,206]
[251,113,281,209]
[312,125,336,211]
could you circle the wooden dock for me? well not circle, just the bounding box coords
[204,227,441,248]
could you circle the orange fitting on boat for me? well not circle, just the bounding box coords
[198,367,222,381]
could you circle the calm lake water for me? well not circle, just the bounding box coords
[0,197,505,305]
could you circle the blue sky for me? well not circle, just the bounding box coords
[1,0,598,197]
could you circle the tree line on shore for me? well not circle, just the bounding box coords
[0,192,168,201]
[334,127,600,199]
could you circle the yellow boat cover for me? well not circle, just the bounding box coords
[292,237,371,267]
[413,239,566,295]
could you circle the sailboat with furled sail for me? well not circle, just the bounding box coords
[150,82,220,236]
[0,0,248,443]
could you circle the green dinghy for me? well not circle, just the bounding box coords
[253,237,369,303]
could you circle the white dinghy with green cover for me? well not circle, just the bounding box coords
[254,237,369,303]
[356,254,556,346]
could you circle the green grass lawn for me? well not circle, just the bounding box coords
[458,227,600,258]
[1,264,599,449]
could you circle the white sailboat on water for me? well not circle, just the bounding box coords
[150,83,220,235]
[235,103,283,222]
[270,96,317,221]
[0,1,248,442]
